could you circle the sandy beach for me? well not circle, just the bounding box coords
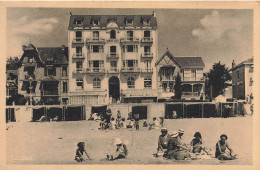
[6,116,252,165]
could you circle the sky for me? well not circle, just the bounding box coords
[6,8,253,72]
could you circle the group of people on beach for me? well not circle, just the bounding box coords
[156,128,237,161]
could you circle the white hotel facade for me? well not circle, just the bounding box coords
[67,12,205,105]
[68,12,159,104]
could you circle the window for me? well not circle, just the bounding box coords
[127,77,135,88]
[249,66,254,73]
[76,79,84,89]
[92,20,99,26]
[144,46,151,55]
[110,46,116,53]
[250,77,253,86]
[76,47,82,55]
[144,78,152,88]
[62,66,67,76]
[127,31,133,40]
[110,61,117,71]
[75,19,83,26]
[93,31,99,40]
[143,19,150,26]
[45,67,56,76]
[63,82,68,93]
[91,45,104,53]
[76,31,82,41]
[76,61,83,72]
[124,60,138,68]
[126,19,133,26]
[110,30,116,39]
[144,31,150,37]
[237,71,240,80]
[93,77,101,88]
[46,54,53,61]
[123,45,138,52]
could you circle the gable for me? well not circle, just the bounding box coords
[156,50,181,68]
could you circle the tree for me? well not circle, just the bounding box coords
[206,62,231,98]
[174,73,182,99]
[6,57,19,70]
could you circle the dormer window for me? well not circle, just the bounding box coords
[92,20,100,26]
[74,18,83,26]
[108,17,117,22]
[126,19,133,26]
[143,19,150,26]
[46,54,53,61]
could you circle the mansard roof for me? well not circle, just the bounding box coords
[68,14,157,30]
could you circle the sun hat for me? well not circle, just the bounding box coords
[114,138,123,145]
[171,131,179,137]
[178,129,185,134]
[161,127,168,132]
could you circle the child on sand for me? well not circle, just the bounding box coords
[109,117,116,129]
[121,118,127,128]
[215,134,237,160]
[190,132,210,155]
[75,142,91,162]
[107,138,128,161]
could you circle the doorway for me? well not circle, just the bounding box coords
[109,76,120,103]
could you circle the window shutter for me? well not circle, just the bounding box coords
[53,67,56,76]
[44,67,47,76]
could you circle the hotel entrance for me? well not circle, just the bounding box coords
[109,76,120,103]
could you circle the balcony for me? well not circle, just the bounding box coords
[107,68,120,74]
[24,75,36,80]
[141,52,153,59]
[41,90,59,96]
[159,75,176,81]
[72,53,85,61]
[182,77,205,82]
[120,37,139,44]
[72,68,85,75]
[72,38,84,47]
[107,52,119,59]
[141,37,153,43]
[86,67,106,75]
[121,67,141,73]
[86,38,105,44]
[106,39,120,43]
[141,68,153,73]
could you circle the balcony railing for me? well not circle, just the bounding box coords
[159,75,176,81]
[41,90,59,96]
[141,37,153,43]
[73,68,85,74]
[86,38,105,44]
[72,38,84,44]
[25,75,36,80]
[141,52,153,58]
[182,77,205,81]
[72,53,85,60]
[86,67,106,74]
[107,68,120,73]
[107,52,119,59]
[106,39,120,43]
[120,37,139,43]
[142,68,153,73]
[121,67,141,73]
[182,92,199,97]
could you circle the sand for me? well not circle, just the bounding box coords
[6,116,252,165]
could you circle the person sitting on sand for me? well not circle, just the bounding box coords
[53,116,59,122]
[156,128,171,156]
[190,132,210,154]
[107,138,128,161]
[163,131,191,160]
[148,117,160,130]
[215,134,237,160]
[127,119,135,128]
[75,142,91,162]
[143,121,148,127]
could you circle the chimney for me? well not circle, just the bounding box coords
[232,60,235,68]
[61,45,65,51]
[152,10,156,17]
